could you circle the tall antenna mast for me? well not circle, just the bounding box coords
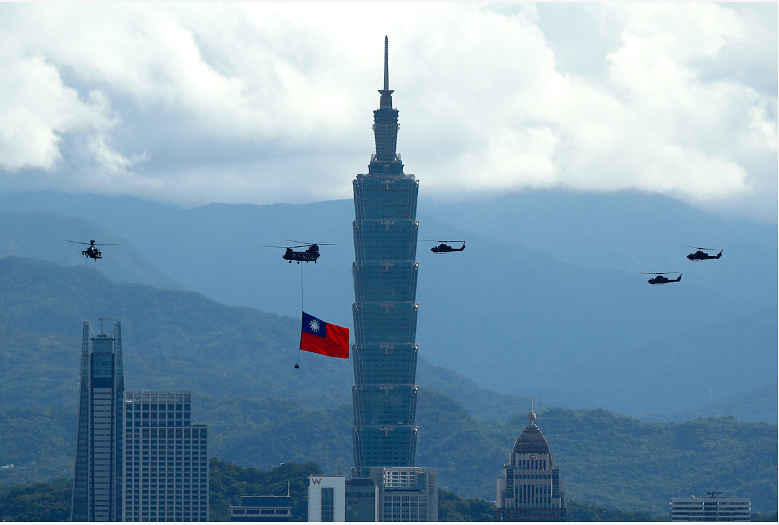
[384,35,389,91]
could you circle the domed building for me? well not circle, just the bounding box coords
[496,404,567,521]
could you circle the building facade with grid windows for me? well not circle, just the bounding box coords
[122,391,209,522]
[229,495,292,522]
[71,320,125,522]
[351,36,422,478]
[496,407,566,522]
[368,466,438,522]
[345,478,378,522]
[670,494,750,521]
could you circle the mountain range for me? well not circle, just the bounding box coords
[0,189,775,419]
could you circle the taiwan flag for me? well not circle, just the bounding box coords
[299,312,350,359]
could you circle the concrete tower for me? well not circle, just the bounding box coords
[71,319,125,522]
[351,36,421,475]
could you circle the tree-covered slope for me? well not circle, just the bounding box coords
[1,398,775,513]
[0,255,353,408]
[0,211,184,291]
[2,190,775,418]
[500,409,777,514]
[0,257,774,513]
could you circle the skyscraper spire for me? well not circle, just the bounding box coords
[378,36,394,109]
[371,36,401,168]
[384,35,389,92]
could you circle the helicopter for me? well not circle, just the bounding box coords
[685,246,722,261]
[423,240,465,254]
[67,240,118,260]
[265,240,333,263]
[641,272,682,285]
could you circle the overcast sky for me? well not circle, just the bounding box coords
[1,3,776,222]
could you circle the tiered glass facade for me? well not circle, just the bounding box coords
[352,36,420,474]
[72,320,125,522]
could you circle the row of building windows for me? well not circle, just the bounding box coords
[126,492,207,495]
[509,474,552,480]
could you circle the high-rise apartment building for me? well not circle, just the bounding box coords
[72,319,125,522]
[670,493,750,521]
[496,407,566,521]
[351,36,421,476]
[122,391,209,522]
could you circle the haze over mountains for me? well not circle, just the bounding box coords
[0,188,775,420]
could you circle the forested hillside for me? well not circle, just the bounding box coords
[1,191,775,418]
[0,256,775,513]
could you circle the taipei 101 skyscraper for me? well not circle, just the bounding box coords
[351,37,421,475]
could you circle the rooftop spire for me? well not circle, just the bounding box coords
[378,35,394,108]
[384,35,389,91]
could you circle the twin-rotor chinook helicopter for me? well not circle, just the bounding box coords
[67,240,118,260]
[265,240,334,263]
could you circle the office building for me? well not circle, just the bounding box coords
[368,466,438,522]
[351,35,421,475]
[72,319,125,521]
[496,406,566,521]
[345,478,378,522]
[122,391,209,522]
[670,493,750,521]
[229,495,292,522]
[308,475,345,522]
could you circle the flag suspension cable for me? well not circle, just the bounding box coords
[294,263,303,369]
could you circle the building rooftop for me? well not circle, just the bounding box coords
[511,422,552,456]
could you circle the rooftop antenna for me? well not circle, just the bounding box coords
[528,399,537,424]
[378,36,394,108]
[384,35,389,91]
[99,317,115,336]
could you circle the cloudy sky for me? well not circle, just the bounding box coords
[1,3,776,222]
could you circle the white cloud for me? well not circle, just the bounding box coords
[0,3,774,220]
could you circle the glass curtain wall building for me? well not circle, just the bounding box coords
[72,320,125,522]
[351,36,420,476]
[122,391,209,522]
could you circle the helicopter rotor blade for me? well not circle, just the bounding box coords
[68,240,117,246]
[422,240,465,243]
[284,239,334,246]
[684,245,716,250]
[264,245,307,249]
